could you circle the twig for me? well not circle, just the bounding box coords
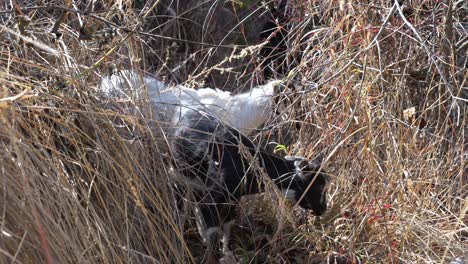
[299,2,398,94]
[0,25,60,56]
[50,11,68,36]
[0,5,247,49]
[0,248,24,264]
[394,0,454,98]
[0,89,30,103]
[10,0,25,16]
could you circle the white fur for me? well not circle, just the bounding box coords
[99,70,281,135]
[204,227,221,243]
[99,70,167,100]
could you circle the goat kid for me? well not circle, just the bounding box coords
[99,70,282,135]
[172,109,330,257]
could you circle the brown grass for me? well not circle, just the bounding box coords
[0,0,466,263]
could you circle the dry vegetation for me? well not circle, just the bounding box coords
[0,0,467,263]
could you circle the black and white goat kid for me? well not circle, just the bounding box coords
[172,109,330,258]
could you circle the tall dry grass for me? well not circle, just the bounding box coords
[0,62,192,263]
[0,0,466,263]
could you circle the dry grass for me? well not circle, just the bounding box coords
[0,0,466,263]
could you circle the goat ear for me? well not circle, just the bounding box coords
[298,161,323,180]
[285,156,309,171]
[269,80,284,95]
[295,159,309,171]
[305,161,321,172]
[312,154,324,164]
[267,80,284,94]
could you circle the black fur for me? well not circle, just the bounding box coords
[172,110,329,230]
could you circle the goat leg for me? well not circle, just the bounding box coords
[221,220,235,254]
